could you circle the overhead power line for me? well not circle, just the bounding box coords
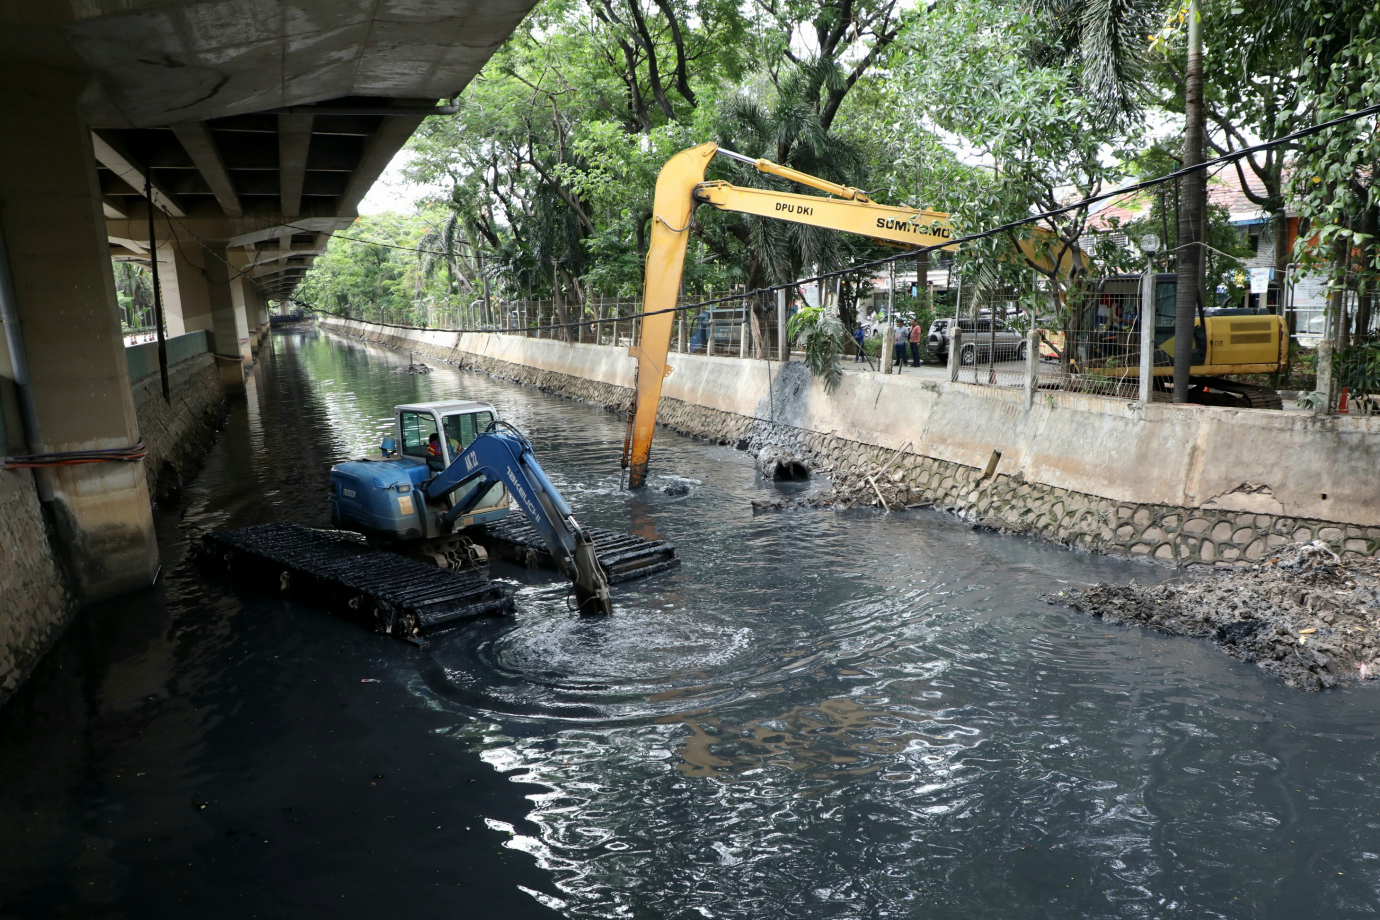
[297,99,1380,335]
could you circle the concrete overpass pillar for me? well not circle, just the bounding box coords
[204,242,250,392]
[153,240,206,339]
[0,61,157,600]
[228,274,256,363]
[247,283,267,353]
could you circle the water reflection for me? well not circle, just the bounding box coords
[667,697,916,779]
[7,327,1380,920]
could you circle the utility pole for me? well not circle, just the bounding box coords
[145,173,169,402]
[1139,241,1158,405]
[881,262,895,374]
[479,246,491,328]
[1173,0,1205,404]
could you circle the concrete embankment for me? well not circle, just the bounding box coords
[0,332,227,706]
[322,318,1380,566]
[126,332,229,501]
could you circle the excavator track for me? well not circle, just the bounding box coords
[200,523,513,641]
[1190,377,1284,410]
[473,513,680,584]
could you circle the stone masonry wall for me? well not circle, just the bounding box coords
[0,471,73,706]
[131,353,227,503]
[329,321,1378,567]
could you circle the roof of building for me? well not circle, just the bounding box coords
[1087,164,1293,233]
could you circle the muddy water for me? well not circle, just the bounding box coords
[4,327,1380,919]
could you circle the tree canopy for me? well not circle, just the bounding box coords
[296,0,1379,347]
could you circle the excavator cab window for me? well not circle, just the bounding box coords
[399,411,440,467]
[1154,279,1177,331]
[441,411,494,462]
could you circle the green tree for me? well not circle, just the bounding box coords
[887,0,1142,346]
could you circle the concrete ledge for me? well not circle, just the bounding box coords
[322,318,1380,566]
[125,330,211,386]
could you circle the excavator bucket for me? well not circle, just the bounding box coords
[571,532,613,615]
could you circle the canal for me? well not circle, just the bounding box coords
[3,327,1379,918]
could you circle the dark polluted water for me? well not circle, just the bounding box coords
[4,328,1380,919]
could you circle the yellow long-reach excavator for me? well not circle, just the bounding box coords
[621,142,963,488]
[620,143,1285,488]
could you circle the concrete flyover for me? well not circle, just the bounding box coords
[0,0,539,703]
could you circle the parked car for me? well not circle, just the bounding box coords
[927,317,1026,364]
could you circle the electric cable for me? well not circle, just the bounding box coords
[3,441,148,469]
[301,102,1380,335]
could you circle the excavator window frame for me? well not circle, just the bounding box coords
[399,410,440,463]
[441,411,494,464]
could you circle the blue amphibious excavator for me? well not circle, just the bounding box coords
[328,400,613,615]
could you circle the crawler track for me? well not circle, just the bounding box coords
[201,523,513,641]
[473,513,680,584]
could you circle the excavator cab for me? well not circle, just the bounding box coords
[332,401,512,542]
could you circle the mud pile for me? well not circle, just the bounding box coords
[1051,541,1380,690]
[751,468,928,513]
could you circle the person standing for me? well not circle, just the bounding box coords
[894,322,908,370]
[852,321,867,362]
[908,319,923,367]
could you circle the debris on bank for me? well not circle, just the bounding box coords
[1049,541,1380,691]
[752,467,927,513]
[394,353,432,374]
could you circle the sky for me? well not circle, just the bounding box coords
[357,149,437,215]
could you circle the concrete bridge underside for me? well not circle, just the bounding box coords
[0,0,538,698]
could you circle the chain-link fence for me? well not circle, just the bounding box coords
[1056,275,1166,399]
[944,274,1178,401]
[947,281,1038,389]
[481,291,791,358]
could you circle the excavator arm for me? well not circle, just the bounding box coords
[426,424,612,615]
[624,143,958,488]
[623,143,1089,488]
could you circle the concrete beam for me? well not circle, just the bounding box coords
[338,114,426,215]
[90,131,185,218]
[227,217,347,249]
[107,235,147,254]
[250,259,314,279]
[102,197,128,219]
[170,121,242,216]
[277,114,312,220]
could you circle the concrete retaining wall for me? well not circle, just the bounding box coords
[0,471,73,703]
[0,341,227,709]
[323,318,1380,566]
[131,352,227,502]
[125,329,211,384]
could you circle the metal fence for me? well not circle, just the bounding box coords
[479,291,790,359]
[1057,275,1166,399]
[946,275,1173,401]
[948,282,1038,389]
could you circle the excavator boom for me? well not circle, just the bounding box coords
[625,143,958,488]
[427,425,613,615]
[695,183,956,249]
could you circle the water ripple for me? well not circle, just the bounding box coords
[297,331,1380,918]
